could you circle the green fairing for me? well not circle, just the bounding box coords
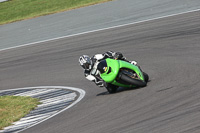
[100,58,144,88]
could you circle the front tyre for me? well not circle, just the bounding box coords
[120,72,147,87]
[143,72,149,82]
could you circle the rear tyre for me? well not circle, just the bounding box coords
[120,72,147,87]
[105,83,118,93]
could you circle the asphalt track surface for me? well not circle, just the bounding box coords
[0,10,200,133]
[1,0,200,50]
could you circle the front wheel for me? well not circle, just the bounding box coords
[119,71,147,87]
[143,72,149,82]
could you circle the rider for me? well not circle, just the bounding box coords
[79,51,137,87]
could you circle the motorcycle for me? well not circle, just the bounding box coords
[97,58,149,93]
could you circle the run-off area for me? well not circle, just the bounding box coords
[0,86,85,133]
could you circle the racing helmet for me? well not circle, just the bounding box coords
[79,55,92,70]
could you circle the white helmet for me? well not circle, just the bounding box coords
[79,55,92,70]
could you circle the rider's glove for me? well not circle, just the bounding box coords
[113,52,123,60]
[130,61,137,65]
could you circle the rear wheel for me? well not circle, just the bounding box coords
[119,70,147,87]
[105,83,118,93]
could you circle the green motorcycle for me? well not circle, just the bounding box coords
[97,58,149,93]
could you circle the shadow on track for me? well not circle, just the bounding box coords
[96,80,151,96]
[96,87,141,96]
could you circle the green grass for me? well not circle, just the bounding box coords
[0,95,40,130]
[0,0,112,25]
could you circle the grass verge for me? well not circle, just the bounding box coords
[0,95,40,130]
[0,0,112,25]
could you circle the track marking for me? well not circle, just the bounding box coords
[0,86,85,133]
[1,8,200,52]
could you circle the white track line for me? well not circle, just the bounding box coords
[1,9,200,52]
[0,86,85,133]
[14,89,58,97]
